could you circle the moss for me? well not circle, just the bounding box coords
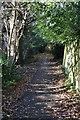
[63,40,80,93]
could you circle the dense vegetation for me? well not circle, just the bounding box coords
[33,3,79,44]
[1,2,80,90]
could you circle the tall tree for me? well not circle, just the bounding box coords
[2,2,27,67]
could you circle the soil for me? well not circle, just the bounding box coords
[2,53,80,119]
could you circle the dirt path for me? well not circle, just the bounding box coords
[3,53,80,119]
[15,54,64,119]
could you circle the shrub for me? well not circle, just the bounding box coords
[1,52,21,89]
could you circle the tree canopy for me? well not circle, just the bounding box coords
[32,2,80,45]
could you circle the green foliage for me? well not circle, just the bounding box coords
[65,77,76,91]
[2,52,21,89]
[65,78,72,88]
[62,66,76,90]
[23,2,80,62]
[23,26,47,61]
[32,2,79,45]
[62,66,69,77]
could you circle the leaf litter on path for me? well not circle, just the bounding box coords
[2,53,80,119]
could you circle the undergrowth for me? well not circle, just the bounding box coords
[1,52,21,89]
[62,66,76,92]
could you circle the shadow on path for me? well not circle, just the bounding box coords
[15,54,64,119]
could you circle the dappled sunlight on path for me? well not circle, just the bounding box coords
[15,54,65,119]
[3,53,80,119]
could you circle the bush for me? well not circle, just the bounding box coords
[1,52,21,89]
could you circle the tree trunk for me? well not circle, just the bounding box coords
[9,1,16,65]
[18,37,23,66]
